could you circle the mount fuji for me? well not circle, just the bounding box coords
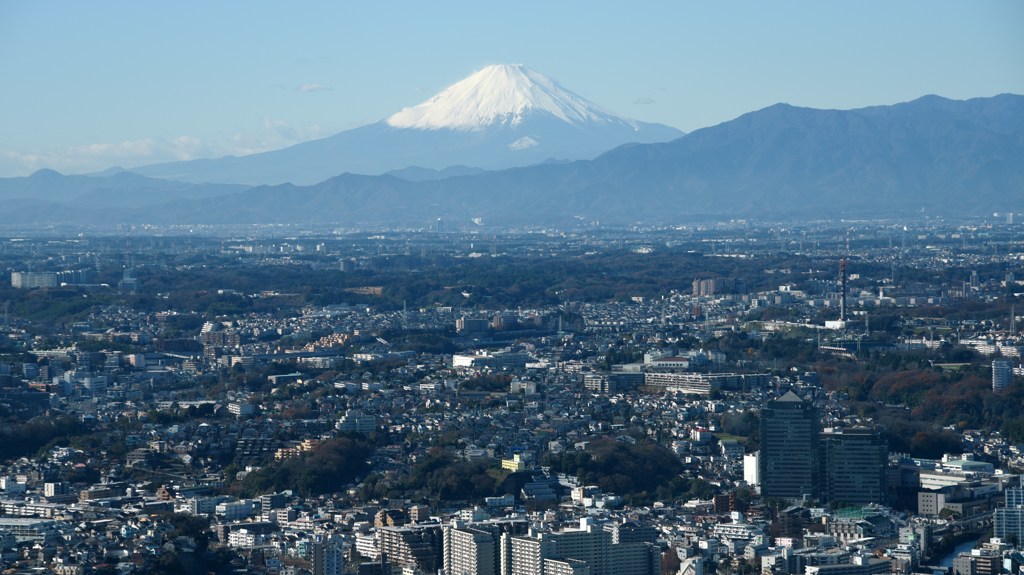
[3,93,1021,224]
[129,64,683,185]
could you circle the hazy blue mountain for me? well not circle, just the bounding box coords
[127,65,684,186]
[4,94,1020,226]
[146,93,1020,225]
[573,93,1024,217]
[0,169,245,210]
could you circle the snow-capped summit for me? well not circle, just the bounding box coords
[387,64,632,131]
[130,65,683,185]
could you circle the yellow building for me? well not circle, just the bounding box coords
[501,453,528,472]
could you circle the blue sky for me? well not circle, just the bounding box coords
[1,0,1021,177]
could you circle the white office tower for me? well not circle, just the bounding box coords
[312,533,344,575]
[743,452,760,491]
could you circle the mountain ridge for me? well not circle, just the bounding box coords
[2,93,1020,226]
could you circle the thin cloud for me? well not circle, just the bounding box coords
[299,83,333,93]
[0,137,216,175]
[633,97,656,105]
[0,118,343,177]
[225,118,337,156]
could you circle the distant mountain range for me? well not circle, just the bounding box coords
[127,64,683,186]
[1,92,1021,227]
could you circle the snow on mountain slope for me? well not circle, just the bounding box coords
[386,64,635,131]
[128,65,683,185]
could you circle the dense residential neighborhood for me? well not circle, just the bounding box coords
[0,219,1022,574]
[3,1,1021,573]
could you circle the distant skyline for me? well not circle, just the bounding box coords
[1,0,1021,177]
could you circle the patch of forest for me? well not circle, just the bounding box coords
[232,436,373,498]
[542,437,706,504]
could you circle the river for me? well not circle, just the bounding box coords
[938,537,982,568]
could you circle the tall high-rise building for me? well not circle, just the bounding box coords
[994,479,1024,544]
[312,533,344,575]
[821,427,888,505]
[379,525,443,574]
[759,391,821,501]
[444,523,496,575]
[445,518,529,575]
[743,452,760,491]
[993,359,1013,392]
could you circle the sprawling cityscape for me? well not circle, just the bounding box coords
[0,215,1021,575]
[3,3,1022,573]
